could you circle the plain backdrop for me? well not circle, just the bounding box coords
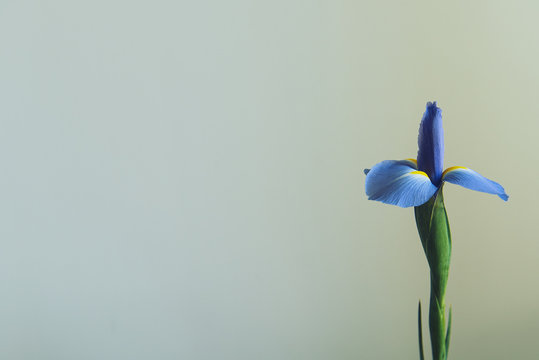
[0,1,536,359]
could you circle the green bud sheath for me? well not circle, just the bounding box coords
[415,186,452,360]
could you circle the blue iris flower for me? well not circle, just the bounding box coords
[365,102,508,208]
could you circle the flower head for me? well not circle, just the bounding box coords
[364,102,508,207]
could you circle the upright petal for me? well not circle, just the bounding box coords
[417,102,444,186]
[442,166,508,201]
[365,160,439,207]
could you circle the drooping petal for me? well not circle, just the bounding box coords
[417,102,444,186]
[365,160,439,207]
[442,166,508,201]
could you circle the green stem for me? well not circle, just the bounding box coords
[415,187,452,360]
[429,271,447,360]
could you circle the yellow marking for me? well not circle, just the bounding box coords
[405,158,417,165]
[442,166,467,178]
[410,170,429,177]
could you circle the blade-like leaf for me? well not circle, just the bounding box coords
[445,306,452,360]
[418,301,425,360]
[415,187,452,360]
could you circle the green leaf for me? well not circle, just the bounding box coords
[445,306,452,360]
[414,187,452,287]
[414,187,452,360]
[418,301,425,360]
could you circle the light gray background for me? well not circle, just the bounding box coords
[0,1,536,359]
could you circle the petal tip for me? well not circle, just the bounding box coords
[426,101,441,112]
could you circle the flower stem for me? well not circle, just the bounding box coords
[415,187,452,360]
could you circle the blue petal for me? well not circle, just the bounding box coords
[417,102,444,186]
[442,166,508,201]
[365,160,439,207]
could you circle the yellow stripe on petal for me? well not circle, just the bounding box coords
[442,166,467,178]
[406,158,418,165]
[410,170,429,177]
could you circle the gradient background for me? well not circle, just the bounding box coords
[0,1,536,359]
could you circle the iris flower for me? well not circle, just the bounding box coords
[364,101,507,360]
[364,102,508,207]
